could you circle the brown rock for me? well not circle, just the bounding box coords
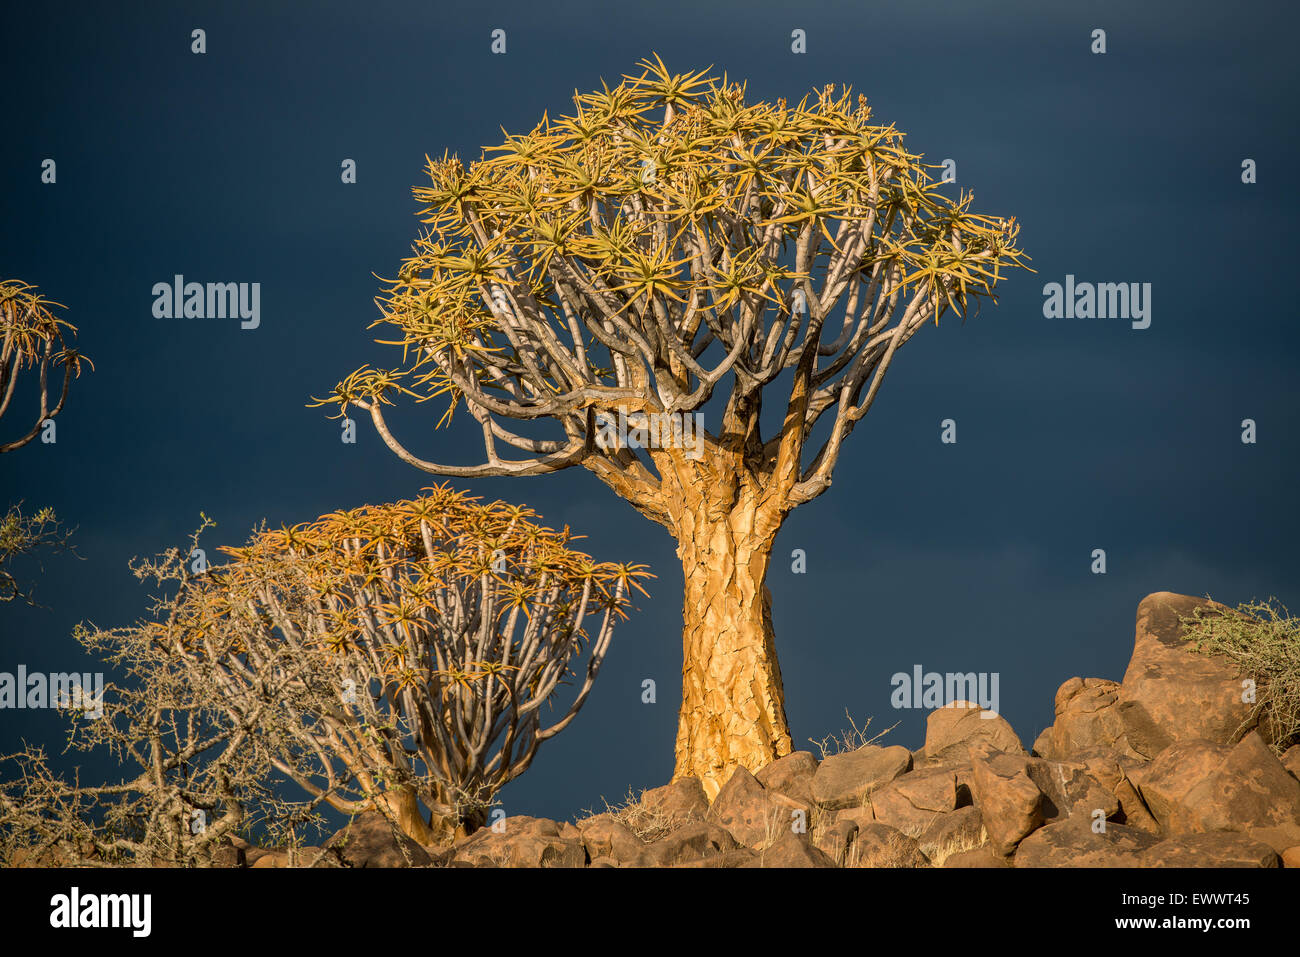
[1049,677,1139,758]
[835,805,875,829]
[1116,593,1257,758]
[1138,732,1300,849]
[943,846,1009,868]
[1013,818,1157,867]
[1281,745,1300,781]
[325,812,434,868]
[917,805,986,864]
[242,845,273,867]
[1023,758,1119,825]
[1066,748,1159,833]
[1031,727,1055,759]
[756,750,819,805]
[924,701,1025,764]
[969,752,1046,856]
[1282,846,1300,868]
[1138,832,1280,868]
[869,767,958,836]
[745,829,836,868]
[633,821,740,866]
[576,815,644,863]
[812,745,912,810]
[708,766,809,849]
[641,777,709,822]
[673,849,759,868]
[453,816,586,868]
[846,822,929,868]
[814,817,859,865]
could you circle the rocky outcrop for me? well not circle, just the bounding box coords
[452,816,586,868]
[1115,592,1258,758]
[207,592,1298,870]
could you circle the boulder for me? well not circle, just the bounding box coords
[1283,846,1300,868]
[746,829,836,868]
[708,766,808,849]
[943,846,1010,868]
[324,812,434,868]
[1138,832,1280,868]
[834,805,875,830]
[1116,592,1257,758]
[1137,732,1300,851]
[922,701,1025,764]
[1031,727,1054,759]
[811,745,912,810]
[1013,818,1157,867]
[633,821,740,867]
[672,849,759,868]
[756,751,819,805]
[968,752,1046,856]
[640,776,709,822]
[1048,677,1138,758]
[1023,758,1119,825]
[1281,745,1300,781]
[1067,748,1160,833]
[846,822,929,868]
[814,817,859,865]
[453,816,587,868]
[868,767,958,836]
[576,814,644,864]
[248,846,330,868]
[917,805,986,864]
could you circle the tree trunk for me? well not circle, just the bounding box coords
[672,490,793,800]
[378,786,436,845]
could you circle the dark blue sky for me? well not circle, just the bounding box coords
[2,0,1297,825]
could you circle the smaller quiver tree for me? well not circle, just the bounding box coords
[0,280,89,453]
[184,485,651,843]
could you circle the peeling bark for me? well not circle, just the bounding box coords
[662,447,794,800]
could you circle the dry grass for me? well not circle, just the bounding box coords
[808,709,898,759]
[581,788,683,844]
[1180,597,1300,753]
[922,823,989,868]
[843,827,928,868]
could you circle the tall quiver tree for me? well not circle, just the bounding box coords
[321,57,1029,797]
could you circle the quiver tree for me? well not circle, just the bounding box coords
[0,280,88,453]
[0,489,648,857]
[319,56,1028,797]
[169,486,648,843]
[0,524,318,868]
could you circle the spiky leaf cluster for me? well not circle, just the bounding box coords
[319,56,1028,523]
